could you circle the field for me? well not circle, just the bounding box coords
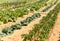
[0,0,60,41]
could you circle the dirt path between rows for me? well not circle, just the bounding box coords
[47,12,60,41]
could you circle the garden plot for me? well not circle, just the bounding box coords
[0,0,60,41]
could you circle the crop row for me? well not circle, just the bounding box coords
[39,11,58,41]
[0,13,41,36]
[0,0,38,9]
[42,4,54,12]
[42,0,58,12]
[21,2,60,41]
[0,0,48,24]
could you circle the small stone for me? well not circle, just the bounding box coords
[58,40,60,41]
[59,36,60,38]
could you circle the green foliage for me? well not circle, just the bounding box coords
[0,0,47,24]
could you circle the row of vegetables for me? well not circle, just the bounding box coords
[0,13,41,36]
[42,0,58,12]
[21,2,60,41]
[42,4,54,12]
[0,0,38,8]
[0,0,48,25]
